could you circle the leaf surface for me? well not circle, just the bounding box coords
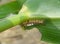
[19,0,60,43]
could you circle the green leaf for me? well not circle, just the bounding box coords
[0,0,28,32]
[36,18,60,43]
[19,0,60,43]
[16,0,27,6]
[0,1,19,19]
[0,14,29,32]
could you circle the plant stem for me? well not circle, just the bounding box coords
[0,14,29,32]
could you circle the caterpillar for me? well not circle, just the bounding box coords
[21,19,44,27]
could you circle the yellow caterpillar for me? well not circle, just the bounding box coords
[21,19,44,26]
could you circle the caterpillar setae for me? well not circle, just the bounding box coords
[21,19,44,27]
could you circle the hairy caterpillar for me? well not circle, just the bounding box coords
[21,19,44,27]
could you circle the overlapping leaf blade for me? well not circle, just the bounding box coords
[0,0,27,19]
[19,0,60,43]
[0,1,19,19]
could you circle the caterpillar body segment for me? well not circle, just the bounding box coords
[21,19,44,27]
